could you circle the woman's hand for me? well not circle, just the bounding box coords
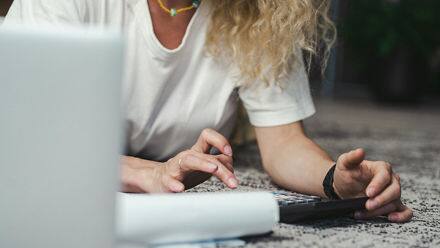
[121,129,238,193]
[333,148,413,223]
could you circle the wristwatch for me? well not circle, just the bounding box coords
[323,164,341,200]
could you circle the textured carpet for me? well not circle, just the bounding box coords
[189,116,440,247]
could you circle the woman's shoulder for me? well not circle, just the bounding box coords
[5,0,134,25]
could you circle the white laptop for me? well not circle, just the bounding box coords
[0,25,123,248]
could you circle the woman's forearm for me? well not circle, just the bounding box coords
[264,137,334,197]
[255,126,335,197]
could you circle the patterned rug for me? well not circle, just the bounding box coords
[189,119,440,247]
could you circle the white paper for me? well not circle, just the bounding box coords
[115,192,279,245]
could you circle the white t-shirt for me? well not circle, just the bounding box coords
[5,0,315,161]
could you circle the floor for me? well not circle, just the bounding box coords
[309,97,440,132]
[190,98,440,247]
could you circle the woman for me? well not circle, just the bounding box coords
[5,0,412,222]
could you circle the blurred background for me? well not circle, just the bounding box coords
[1,0,439,142]
[317,0,440,102]
[302,0,440,150]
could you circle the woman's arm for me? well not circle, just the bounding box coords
[255,122,333,197]
[255,121,413,222]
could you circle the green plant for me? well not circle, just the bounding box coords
[340,0,440,95]
[341,0,440,65]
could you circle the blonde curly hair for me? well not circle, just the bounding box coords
[204,0,336,86]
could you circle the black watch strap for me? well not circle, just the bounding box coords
[323,164,341,200]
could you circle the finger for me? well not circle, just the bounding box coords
[388,201,413,223]
[338,148,365,170]
[212,162,239,189]
[365,162,393,198]
[367,173,400,210]
[193,153,238,189]
[216,154,234,172]
[181,152,237,189]
[192,128,233,156]
[163,176,185,193]
[180,154,219,174]
[354,202,397,219]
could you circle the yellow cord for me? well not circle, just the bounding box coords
[157,0,196,16]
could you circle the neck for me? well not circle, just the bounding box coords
[161,0,193,9]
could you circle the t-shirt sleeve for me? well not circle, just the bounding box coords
[238,57,316,127]
[3,0,86,25]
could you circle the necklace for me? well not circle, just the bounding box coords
[157,0,201,17]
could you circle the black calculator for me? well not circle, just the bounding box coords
[272,190,368,223]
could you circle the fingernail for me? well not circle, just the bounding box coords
[224,145,233,156]
[228,178,238,188]
[208,163,218,171]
